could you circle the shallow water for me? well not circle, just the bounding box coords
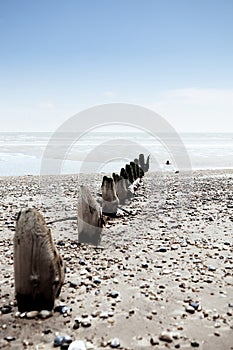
[0,132,232,176]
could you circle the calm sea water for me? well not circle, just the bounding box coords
[0,132,232,176]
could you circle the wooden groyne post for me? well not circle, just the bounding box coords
[14,208,65,312]
[78,185,104,245]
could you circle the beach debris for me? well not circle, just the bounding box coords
[101,176,119,217]
[14,208,65,312]
[78,185,104,245]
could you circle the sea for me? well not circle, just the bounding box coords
[0,132,233,176]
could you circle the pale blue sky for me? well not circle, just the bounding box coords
[0,0,233,132]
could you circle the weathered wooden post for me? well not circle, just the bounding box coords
[130,161,138,180]
[144,154,150,172]
[138,164,145,178]
[133,159,139,178]
[139,153,150,173]
[139,153,145,172]
[125,164,134,184]
[14,208,65,312]
[78,185,103,245]
[120,168,128,180]
[116,175,129,204]
[112,172,120,186]
[120,167,133,200]
[101,176,119,216]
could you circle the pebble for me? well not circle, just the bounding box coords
[54,335,65,347]
[162,269,172,275]
[43,328,52,335]
[110,338,120,348]
[1,305,12,314]
[39,310,52,319]
[191,341,199,347]
[208,265,216,271]
[81,320,92,328]
[214,332,220,337]
[54,305,72,315]
[141,263,149,268]
[159,331,173,342]
[186,305,195,314]
[99,312,109,319]
[158,247,167,253]
[150,337,159,346]
[4,336,16,342]
[68,340,86,350]
[189,302,200,310]
[93,278,101,285]
[109,291,119,298]
[26,310,39,319]
[70,281,80,288]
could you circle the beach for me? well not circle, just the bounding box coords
[0,170,232,349]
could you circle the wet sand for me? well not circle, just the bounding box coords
[0,170,232,349]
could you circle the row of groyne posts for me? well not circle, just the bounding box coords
[13,153,150,312]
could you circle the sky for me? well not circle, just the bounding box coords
[0,0,233,132]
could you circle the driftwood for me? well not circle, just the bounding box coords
[47,216,77,225]
[101,176,119,216]
[14,208,65,312]
[78,185,103,245]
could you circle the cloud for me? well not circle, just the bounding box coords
[149,88,233,132]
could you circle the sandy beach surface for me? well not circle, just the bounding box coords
[0,170,232,349]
